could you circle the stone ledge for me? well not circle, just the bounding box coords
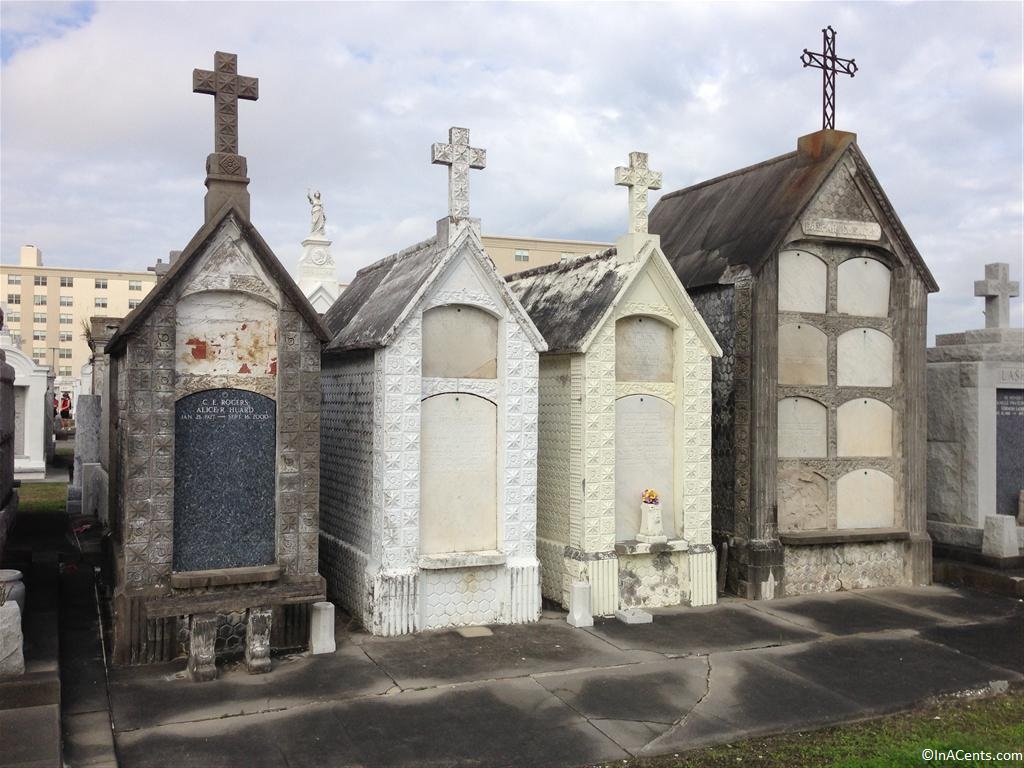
[615,538,689,556]
[779,528,910,546]
[418,550,506,570]
[169,564,282,589]
[147,578,325,618]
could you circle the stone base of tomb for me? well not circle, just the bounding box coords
[930,520,1024,570]
[780,531,913,596]
[110,574,324,667]
[362,557,541,637]
[726,537,786,600]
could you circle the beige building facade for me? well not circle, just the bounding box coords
[1,246,156,396]
[482,235,611,276]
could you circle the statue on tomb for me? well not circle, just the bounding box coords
[307,189,326,236]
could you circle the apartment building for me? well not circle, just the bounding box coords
[0,246,156,395]
[482,235,610,275]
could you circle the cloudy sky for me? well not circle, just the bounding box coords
[1,1,1021,341]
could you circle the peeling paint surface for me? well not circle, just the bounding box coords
[175,292,278,385]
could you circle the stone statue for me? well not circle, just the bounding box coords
[307,189,326,236]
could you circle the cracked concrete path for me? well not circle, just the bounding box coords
[101,586,1023,768]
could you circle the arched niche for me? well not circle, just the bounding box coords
[615,315,674,382]
[175,291,279,378]
[615,394,675,541]
[173,388,277,571]
[778,323,827,386]
[837,398,893,456]
[422,304,498,379]
[837,328,893,387]
[837,468,895,528]
[420,393,498,554]
[838,257,891,318]
[778,396,827,458]
[778,249,827,314]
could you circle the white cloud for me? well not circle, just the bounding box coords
[1,1,1021,340]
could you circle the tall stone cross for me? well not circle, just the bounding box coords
[193,51,259,158]
[975,262,1020,329]
[431,127,487,220]
[614,152,662,235]
[801,26,858,130]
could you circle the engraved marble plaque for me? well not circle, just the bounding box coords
[422,305,498,379]
[838,258,891,318]
[837,469,895,528]
[420,393,498,554]
[778,250,827,314]
[616,316,674,382]
[778,323,827,386]
[802,217,882,241]
[837,398,893,457]
[778,397,827,458]
[837,328,893,387]
[615,395,675,541]
[173,388,276,571]
[996,389,1024,517]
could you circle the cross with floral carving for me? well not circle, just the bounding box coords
[615,152,662,235]
[193,51,259,156]
[431,127,487,219]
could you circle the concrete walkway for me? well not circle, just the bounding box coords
[91,586,1023,768]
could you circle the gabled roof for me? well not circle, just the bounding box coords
[648,130,938,292]
[324,220,547,354]
[106,203,330,355]
[507,239,722,358]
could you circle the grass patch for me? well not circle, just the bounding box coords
[610,691,1024,767]
[17,481,69,514]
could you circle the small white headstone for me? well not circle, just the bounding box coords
[981,515,1019,559]
[309,601,336,655]
[614,607,653,625]
[567,581,594,628]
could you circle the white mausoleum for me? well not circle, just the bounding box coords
[1,328,52,480]
[508,152,722,615]
[319,127,547,635]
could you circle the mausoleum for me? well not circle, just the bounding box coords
[927,263,1023,564]
[649,129,938,598]
[1,326,51,481]
[319,127,547,635]
[508,152,721,616]
[104,52,329,678]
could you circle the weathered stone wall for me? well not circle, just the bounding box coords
[784,541,904,595]
[536,354,572,603]
[318,350,376,624]
[691,286,736,537]
[618,550,690,608]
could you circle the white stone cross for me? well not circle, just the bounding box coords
[431,127,487,220]
[615,152,662,235]
[974,262,1019,329]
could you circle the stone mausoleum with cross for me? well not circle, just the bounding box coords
[104,52,329,678]
[318,127,547,636]
[508,152,721,617]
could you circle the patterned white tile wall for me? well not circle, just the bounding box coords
[682,320,714,546]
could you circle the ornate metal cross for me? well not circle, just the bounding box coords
[193,51,259,156]
[801,26,857,130]
[431,127,487,219]
[975,263,1020,329]
[614,152,662,235]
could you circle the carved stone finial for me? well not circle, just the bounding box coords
[614,151,662,235]
[193,51,259,158]
[975,262,1020,329]
[431,127,487,220]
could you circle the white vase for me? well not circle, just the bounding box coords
[0,570,25,617]
[636,501,667,544]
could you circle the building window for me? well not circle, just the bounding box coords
[129,279,142,291]
[128,299,140,309]
[59,314,73,324]
[58,348,72,359]
[6,312,19,323]
[10,335,21,347]
[95,278,107,289]
[6,294,20,305]
[59,366,72,377]
[33,295,46,305]
[59,332,72,342]
[7,275,20,286]
[60,276,74,288]
[95,298,108,309]
[33,275,47,286]
[514,249,530,262]
[59,296,73,307]
[32,331,46,342]
[32,348,46,360]
[33,313,46,324]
